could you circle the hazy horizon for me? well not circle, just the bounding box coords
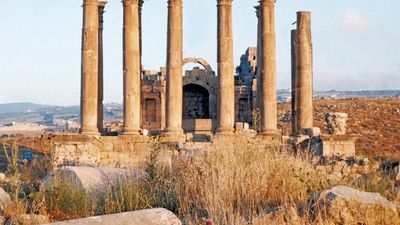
[1,0,399,106]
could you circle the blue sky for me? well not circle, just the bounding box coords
[0,0,399,106]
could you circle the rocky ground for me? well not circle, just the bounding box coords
[278,97,400,160]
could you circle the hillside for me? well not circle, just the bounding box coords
[278,97,400,160]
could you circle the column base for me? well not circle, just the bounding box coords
[160,127,185,143]
[119,134,149,143]
[122,127,141,136]
[80,127,101,136]
[259,129,282,144]
[215,127,235,135]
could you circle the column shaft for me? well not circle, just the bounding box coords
[255,6,262,109]
[291,29,299,135]
[97,1,106,133]
[139,0,144,71]
[216,0,235,134]
[260,0,278,136]
[164,0,184,135]
[80,0,99,135]
[122,0,141,135]
[297,12,313,129]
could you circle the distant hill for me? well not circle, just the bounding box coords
[0,103,79,114]
[0,103,53,114]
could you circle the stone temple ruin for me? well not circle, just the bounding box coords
[52,0,357,168]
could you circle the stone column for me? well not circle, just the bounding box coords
[80,0,99,135]
[122,0,141,135]
[255,6,262,110]
[139,0,144,71]
[163,0,184,139]
[97,1,107,133]
[291,29,299,135]
[216,0,235,135]
[297,11,313,130]
[259,0,279,139]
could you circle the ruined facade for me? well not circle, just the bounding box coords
[139,52,256,134]
[79,0,314,144]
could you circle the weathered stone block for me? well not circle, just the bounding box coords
[317,134,357,157]
[235,122,244,131]
[43,208,181,225]
[301,127,321,137]
[311,186,399,224]
[41,166,147,196]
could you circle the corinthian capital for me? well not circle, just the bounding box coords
[168,0,183,6]
[259,0,275,6]
[83,0,99,5]
[217,0,233,5]
[122,0,140,6]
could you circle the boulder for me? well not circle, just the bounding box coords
[311,186,399,224]
[325,112,348,135]
[42,208,181,225]
[42,166,147,196]
[0,188,12,212]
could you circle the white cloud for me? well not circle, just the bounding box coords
[341,9,368,30]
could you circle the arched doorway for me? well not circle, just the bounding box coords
[183,84,210,119]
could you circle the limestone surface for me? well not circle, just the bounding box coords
[42,208,181,225]
[312,185,398,224]
[42,166,147,196]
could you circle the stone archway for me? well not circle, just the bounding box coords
[183,57,214,76]
[183,84,210,119]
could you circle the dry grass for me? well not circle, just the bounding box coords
[2,138,400,224]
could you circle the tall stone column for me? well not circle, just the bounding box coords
[163,0,184,139]
[97,1,107,133]
[255,5,262,110]
[297,11,313,129]
[216,0,235,135]
[122,0,141,135]
[259,0,279,139]
[291,29,299,135]
[80,0,100,135]
[139,0,144,71]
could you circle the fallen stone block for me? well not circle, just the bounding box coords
[42,208,181,225]
[311,185,399,224]
[235,122,244,131]
[142,129,149,136]
[42,166,148,196]
[301,127,321,137]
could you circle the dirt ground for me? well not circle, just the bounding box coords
[1,97,399,161]
[278,97,400,160]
